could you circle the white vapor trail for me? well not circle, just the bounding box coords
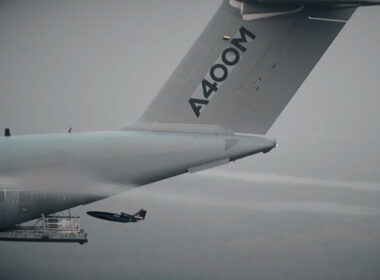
[126,169,380,216]
[198,169,380,192]
[130,190,380,216]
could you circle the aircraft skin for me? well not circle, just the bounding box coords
[240,0,380,4]
[0,130,275,229]
[0,131,275,186]
[0,0,379,232]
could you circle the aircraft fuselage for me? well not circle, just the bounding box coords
[0,129,276,229]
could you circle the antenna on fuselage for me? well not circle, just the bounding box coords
[68,127,72,133]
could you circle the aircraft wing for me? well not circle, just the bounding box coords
[133,0,357,134]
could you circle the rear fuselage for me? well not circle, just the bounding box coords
[0,129,276,229]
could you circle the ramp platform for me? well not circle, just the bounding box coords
[0,214,88,244]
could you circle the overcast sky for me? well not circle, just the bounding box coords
[1,1,380,279]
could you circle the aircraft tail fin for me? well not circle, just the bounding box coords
[134,209,147,220]
[129,0,357,134]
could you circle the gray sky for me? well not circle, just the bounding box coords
[1,1,380,279]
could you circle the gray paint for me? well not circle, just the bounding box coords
[241,0,380,4]
[1,1,380,279]
[139,1,356,134]
[0,129,275,228]
[0,0,356,229]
